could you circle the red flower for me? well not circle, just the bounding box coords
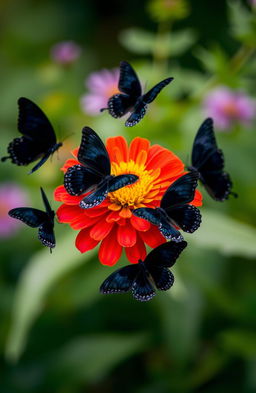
[54,136,202,266]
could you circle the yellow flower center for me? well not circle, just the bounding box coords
[108,159,160,210]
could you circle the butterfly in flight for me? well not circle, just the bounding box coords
[188,118,237,201]
[8,187,56,251]
[100,61,173,127]
[1,97,62,174]
[100,241,187,302]
[133,172,201,242]
[64,126,138,209]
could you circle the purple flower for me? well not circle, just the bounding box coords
[50,41,81,65]
[203,87,255,130]
[80,68,120,115]
[0,183,28,238]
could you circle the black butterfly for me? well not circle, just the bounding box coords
[8,187,56,251]
[188,118,237,201]
[1,97,62,174]
[101,61,173,127]
[132,172,201,242]
[64,126,138,209]
[100,241,187,302]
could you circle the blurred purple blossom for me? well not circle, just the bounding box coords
[50,41,81,65]
[203,87,255,130]
[0,183,28,238]
[80,68,120,115]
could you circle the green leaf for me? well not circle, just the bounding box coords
[229,1,256,45]
[119,28,155,54]
[220,329,256,358]
[6,232,96,362]
[189,209,256,258]
[47,333,149,385]
[119,28,196,57]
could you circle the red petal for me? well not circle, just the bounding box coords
[54,185,85,205]
[106,136,128,163]
[70,214,103,230]
[191,189,203,207]
[61,158,79,173]
[130,214,150,232]
[129,137,150,162]
[99,226,122,266]
[56,204,82,223]
[125,236,147,264]
[106,211,121,222]
[117,221,137,247]
[75,228,100,253]
[147,148,184,173]
[90,220,114,241]
[139,226,166,248]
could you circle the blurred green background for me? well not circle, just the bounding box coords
[1,0,256,392]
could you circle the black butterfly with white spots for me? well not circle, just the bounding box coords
[1,97,62,174]
[133,172,201,242]
[100,240,187,302]
[8,187,56,251]
[101,61,173,127]
[64,126,138,209]
[188,118,237,201]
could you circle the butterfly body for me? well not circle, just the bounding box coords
[102,61,173,127]
[64,127,138,208]
[100,241,187,302]
[8,187,56,250]
[190,118,235,201]
[1,97,62,174]
[133,172,201,241]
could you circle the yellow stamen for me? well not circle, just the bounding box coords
[108,156,160,211]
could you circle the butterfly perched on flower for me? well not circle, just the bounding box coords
[8,187,56,251]
[100,241,187,302]
[1,97,62,174]
[133,172,201,242]
[188,118,237,201]
[100,61,173,127]
[64,127,138,209]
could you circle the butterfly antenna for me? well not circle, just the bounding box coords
[1,156,10,162]
[230,191,238,198]
[100,107,108,112]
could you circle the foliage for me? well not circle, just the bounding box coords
[1,0,256,392]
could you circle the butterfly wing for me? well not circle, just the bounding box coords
[166,205,201,233]
[100,265,139,294]
[3,136,45,166]
[77,127,110,177]
[107,93,135,118]
[79,180,109,209]
[118,61,142,98]
[160,172,199,209]
[108,174,138,192]
[191,118,233,201]
[18,97,56,145]
[8,207,47,227]
[131,269,156,302]
[38,220,55,249]
[202,170,233,201]
[142,77,173,104]
[64,165,102,196]
[125,100,148,127]
[191,118,217,169]
[145,241,187,268]
[133,207,183,242]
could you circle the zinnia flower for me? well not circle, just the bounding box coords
[55,137,202,266]
[50,41,81,65]
[80,68,119,115]
[203,87,255,130]
[0,183,28,238]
